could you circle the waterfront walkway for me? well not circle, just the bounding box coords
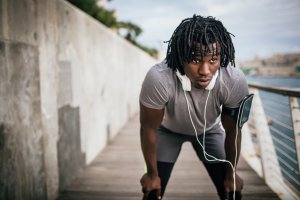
[57,114,280,200]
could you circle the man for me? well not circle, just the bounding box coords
[139,15,249,200]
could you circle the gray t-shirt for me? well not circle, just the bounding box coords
[139,60,249,135]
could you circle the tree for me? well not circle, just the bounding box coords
[67,0,158,58]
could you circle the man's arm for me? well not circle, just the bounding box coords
[221,113,244,195]
[140,103,164,199]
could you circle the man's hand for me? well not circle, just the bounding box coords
[140,173,161,200]
[224,173,244,200]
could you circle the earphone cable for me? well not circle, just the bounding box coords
[183,90,242,200]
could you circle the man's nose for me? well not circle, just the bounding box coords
[198,62,210,76]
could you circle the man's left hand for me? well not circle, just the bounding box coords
[224,173,244,199]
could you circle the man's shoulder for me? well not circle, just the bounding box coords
[146,60,174,81]
[140,60,174,109]
[150,60,172,73]
[220,65,246,85]
[221,64,244,78]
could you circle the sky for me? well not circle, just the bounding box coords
[107,0,300,61]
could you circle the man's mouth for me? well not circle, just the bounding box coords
[196,79,211,88]
[198,78,211,82]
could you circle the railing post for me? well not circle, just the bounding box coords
[289,97,300,174]
[241,122,263,177]
[250,88,283,184]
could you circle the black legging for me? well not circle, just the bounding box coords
[154,161,227,200]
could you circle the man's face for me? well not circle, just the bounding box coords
[183,43,221,89]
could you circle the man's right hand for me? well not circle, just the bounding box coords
[140,173,161,200]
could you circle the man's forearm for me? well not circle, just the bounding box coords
[141,127,158,176]
[225,130,241,175]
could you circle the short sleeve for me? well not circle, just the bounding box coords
[223,69,249,108]
[139,66,169,109]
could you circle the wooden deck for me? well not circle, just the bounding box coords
[57,114,281,200]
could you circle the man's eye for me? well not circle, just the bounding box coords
[192,59,199,63]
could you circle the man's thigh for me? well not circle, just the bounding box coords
[156,126,187,162]
[191,131,226,163]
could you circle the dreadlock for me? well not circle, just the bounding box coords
[166,14,235,75]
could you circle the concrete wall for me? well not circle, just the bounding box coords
[0,0,156,199]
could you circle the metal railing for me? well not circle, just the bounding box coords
[242,82,300,200]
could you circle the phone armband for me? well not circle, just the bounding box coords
[222,94,254,127]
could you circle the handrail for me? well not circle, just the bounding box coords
[243,81,300,199]
[248,82,300,97]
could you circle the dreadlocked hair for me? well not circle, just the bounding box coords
[165,14,235,74]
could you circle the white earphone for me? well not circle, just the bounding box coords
[175,70,191,91]
[175,70,219,91]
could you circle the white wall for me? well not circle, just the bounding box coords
[0,0,157,199]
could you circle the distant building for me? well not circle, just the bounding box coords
[238,53,300,77]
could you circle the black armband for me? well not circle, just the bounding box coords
[222,94,254,128]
